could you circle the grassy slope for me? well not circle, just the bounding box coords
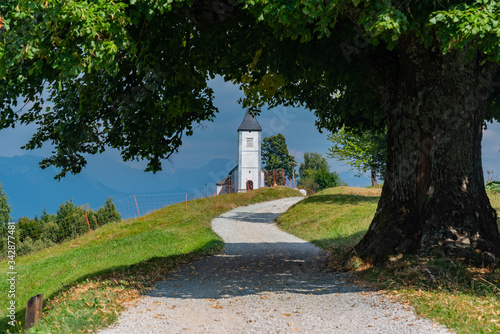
[0,187,301,334]
[277,186,381,253]
[277,186,500,334]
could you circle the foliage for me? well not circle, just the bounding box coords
[314,168,344,190]
[0,187,301,333]
[327,127,386,186]
[297,152,344,192]
[298,152,329,179]
[0,182,11,224]
[0,198,121,258]
[0,0,221,178]
[261,134,296,186]
[0,1,499,176]
[486,181,500,191]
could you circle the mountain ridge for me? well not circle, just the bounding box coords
[0,155,235,219]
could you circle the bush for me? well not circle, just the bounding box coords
[41,221,62,243]
[97,198,121,224]
[298,168,346,194]
[17,236,34,256]
[314,169,344,190]
[18,216,42,242]
[485,181,500,191]
[17,237,55,256]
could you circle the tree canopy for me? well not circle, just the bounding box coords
[2,1,497,179]
[327,128,386,186]
[298,152,344,192]
[261,133,296,185]
[2,0,500,264]
[299,152,329,179]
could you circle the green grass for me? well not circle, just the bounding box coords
[0,187,301,334]
[277,186,381,254]
[278,186,500,334]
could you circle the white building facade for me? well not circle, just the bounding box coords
[216,111,265,194]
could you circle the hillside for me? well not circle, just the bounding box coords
[0,187,301,333]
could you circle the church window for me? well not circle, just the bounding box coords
[246,138,253,147]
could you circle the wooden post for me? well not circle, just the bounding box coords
[229,179,231,204]
[133,195,142,221]
[213,186,217,211]
[85,211,92,236]
[185,194,188,217]
[25,294,43,330]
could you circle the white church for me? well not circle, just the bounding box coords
[216,111,266,194]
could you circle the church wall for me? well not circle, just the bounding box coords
[231,169,238,193]
[238,131,261,191]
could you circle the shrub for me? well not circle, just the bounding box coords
[97,198,121,224]
[485,181,500,191]
[17,236,34,256]
[41,221,62,243]
[17,216,42,242]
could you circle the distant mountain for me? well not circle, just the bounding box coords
[0,155,124,220]
[81,154,236,196]
[0,155,235,220]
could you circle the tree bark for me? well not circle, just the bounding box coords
[354,38,500,265]
[370,168,378,187]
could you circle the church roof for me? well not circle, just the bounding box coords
[216,176,231,186]
[237,110,262,132]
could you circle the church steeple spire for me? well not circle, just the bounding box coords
[237,110,262,132]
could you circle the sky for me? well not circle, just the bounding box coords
[1,75,500,191]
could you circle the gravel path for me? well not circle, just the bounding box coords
[99,197,452,334]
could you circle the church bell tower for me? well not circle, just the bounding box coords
[237,111,262,192]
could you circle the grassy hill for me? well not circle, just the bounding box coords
[277,186,500,334]
[3,185,499,333]
[0,187,301,334]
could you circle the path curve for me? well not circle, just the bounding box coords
[99,197,451,333]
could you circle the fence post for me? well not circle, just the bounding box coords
[212,186,217,212]
[229,179,231,204]
[85,211,92,236]
[185,194,189,218]
[133,195,142,221]
[25,294,43,330]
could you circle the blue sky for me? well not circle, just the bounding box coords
[1,75,500,190]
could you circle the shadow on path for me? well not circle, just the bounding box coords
[150,241,365,300]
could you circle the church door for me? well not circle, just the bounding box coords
[247,180,254,190]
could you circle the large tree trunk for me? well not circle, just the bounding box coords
[354,38,500,265]
[370,168,378,187]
